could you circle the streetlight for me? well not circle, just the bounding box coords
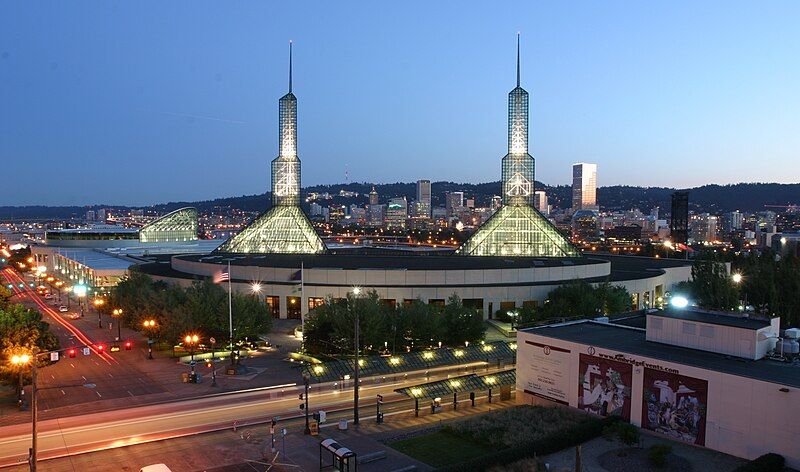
[93,298,104,328]
[670,296,690,309]
[351,286,362,425]
[732,272,748,311]
[112,308,123,341]
[73,284,87,318]
[251,282,262,294]
[142,319,156,359]
[184,334,199,379]
[11,354,31,408]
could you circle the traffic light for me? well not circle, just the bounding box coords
[124,340,132,350]
[205,360,212,368]
[68,348,76,358]
[299,403,305,410]
[96,344,105,352]
[299,393,304,400]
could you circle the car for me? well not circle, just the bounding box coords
[58,306,68,313]
[67,313,80,320]
[140,465,173,472]
[44,293,53,299]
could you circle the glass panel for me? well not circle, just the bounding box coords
[139,207,198,243]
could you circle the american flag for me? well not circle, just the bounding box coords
[213,267,230,284]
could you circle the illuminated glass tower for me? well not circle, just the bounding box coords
[218,42,326,254]
[458,34,579,258]
[502,34,534,206]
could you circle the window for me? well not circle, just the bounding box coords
[682,322,696,335]
[308,297,324,311]
[266,296,280,318]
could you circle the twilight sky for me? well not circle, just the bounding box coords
[2,1,799,206]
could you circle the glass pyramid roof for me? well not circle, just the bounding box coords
[457,204,579,257]
[216,205,325,254]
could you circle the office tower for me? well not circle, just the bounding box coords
[491,195,503,212]
[369,186,379,206]
[690,213,718,243]
[650,206,659,220]
[670,191,689,245]
[571,163,598,211]
[385,197,408,228]
[97,208,107,222]
[458,34,578,257]
[572,210,599,241]
[217,43,325,254]
[534,190,548,215]
[465,197,475,209]
[416,180,431,218]
[85,210,95,221]
[722,210,743,234]
[446,191,464,218]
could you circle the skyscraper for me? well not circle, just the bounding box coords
[670,191,689,245]
[385,197,408,228]
[217,42,325,254]
[534,190,548,215]
[416,179,431,218]
[369,186,379,206]
[458,34,578,258]
[572,163,598,211]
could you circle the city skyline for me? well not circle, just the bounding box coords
[3,1,800,206]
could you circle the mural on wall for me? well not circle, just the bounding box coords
[578,354,632,421]
[641,368,708,445]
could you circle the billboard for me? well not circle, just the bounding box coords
[641,368,708,446]
[522,340,571,405]
[578,354,632,421]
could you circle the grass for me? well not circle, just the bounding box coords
[389,430,494,468]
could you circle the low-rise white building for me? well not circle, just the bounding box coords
[517,309,800,467]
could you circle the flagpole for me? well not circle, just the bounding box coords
[228,261,234,367]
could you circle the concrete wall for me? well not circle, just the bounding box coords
[517,328,800,468]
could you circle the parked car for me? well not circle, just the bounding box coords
[58,306,68,313]
[140,465,173,472]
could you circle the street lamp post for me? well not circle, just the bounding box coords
[185,334,199,378]
[302,374,310,434]
[143,319,156,359]
[11,354,30,409]
[732,272,747,311]
[93,298,104,329]
[113,309,123,341]
[352,286,362,426]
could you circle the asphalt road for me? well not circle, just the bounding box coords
[0,360,513,468]
[2,269,166,411]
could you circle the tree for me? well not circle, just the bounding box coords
[439,294,485,346]
[689,257,739,310]
[538,281,632,320]
[0,303,60,386]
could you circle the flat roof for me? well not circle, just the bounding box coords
[651,307,772,330]
[52,249,137,271]
[47,227,138,234]
[188,252,603,271]
[524,321,800,388]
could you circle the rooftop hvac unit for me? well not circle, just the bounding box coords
[783,328,800,339]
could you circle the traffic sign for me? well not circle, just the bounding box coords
[82,347,90,356]
[50,352,59,362]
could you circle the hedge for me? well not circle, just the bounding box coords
[437,415,620,472]
[734,453,785,472]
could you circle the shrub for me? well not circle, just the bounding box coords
[648,444,672,468]
[603,421,640,447]
[734,453,785,472]
[438,411,619,472]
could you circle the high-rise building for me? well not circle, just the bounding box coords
[217,43,325,254]
[457,34,578,258]
[416,180,431,218]
[369,186,379,206]
[445,191,464,218]
[85,210,96,221]
[722,210,743,234]
[690,213,719,243]
[670,191,689,245]
[96,208,107,223]
[385,197,408,228]
[571,163,598,211]
[534,190,548,215]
